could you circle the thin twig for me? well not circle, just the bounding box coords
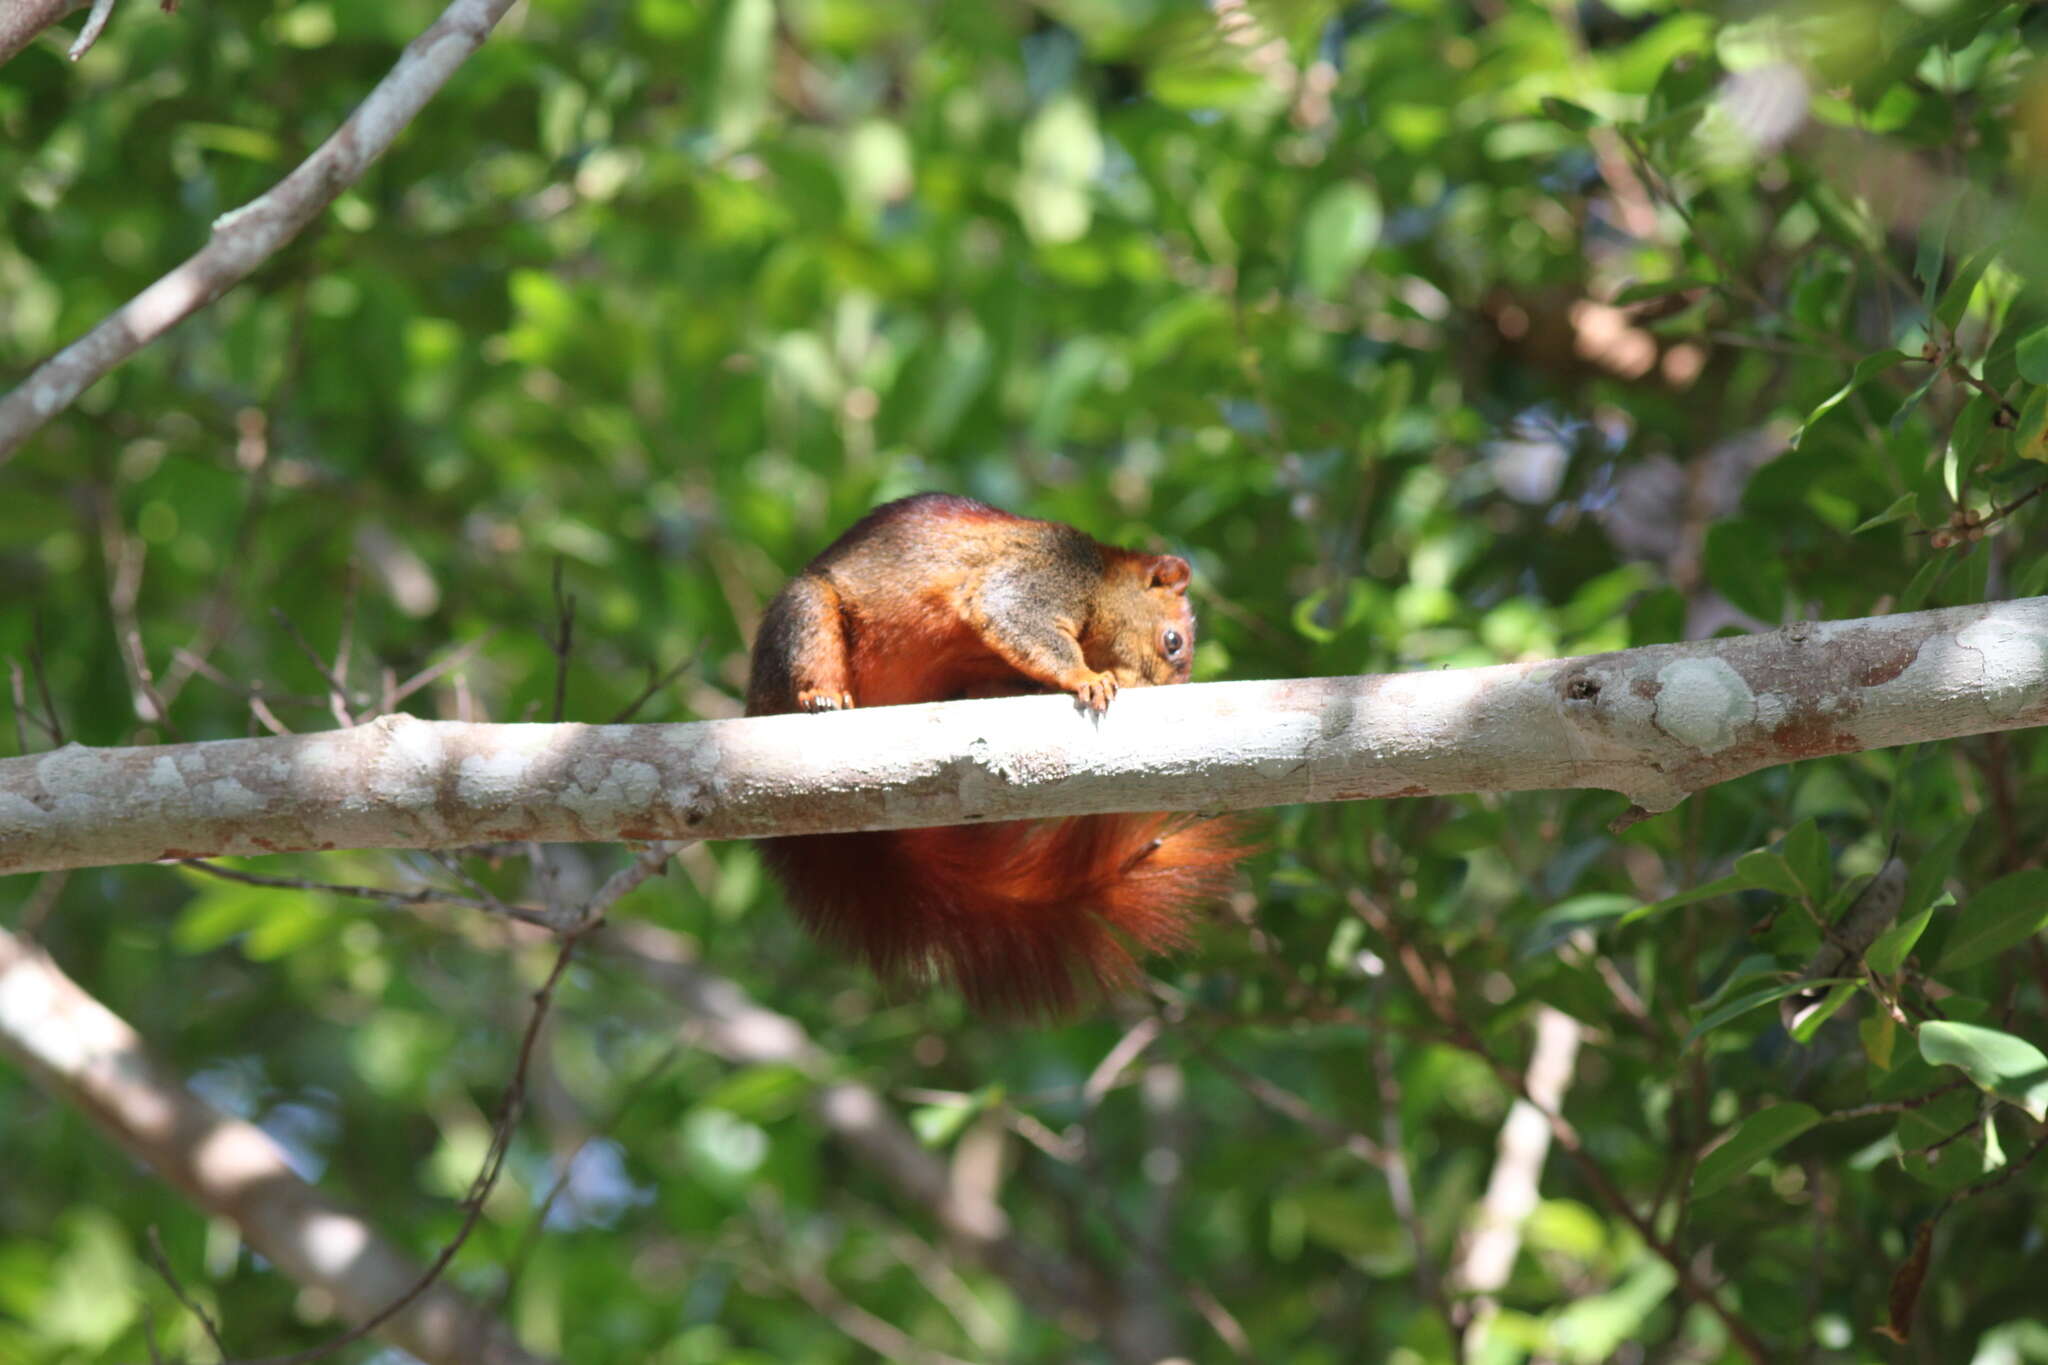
[27,613,65,745]
[0,0,524,463]
[1081,1016,1163,1108]
[16,869,69,940]
[247,694,291,736]
[607,652,697,725]
[1375,1027,1462,1356]
[179,858,559,930]
[1181,1029,1388,1167]
[776,1252,982,1365]
[123,630,183,741]
[389,631,497,709]
[1944,1128,2048,1208]
[7,658,33,753]
[544,558,574,725]
[1818,1080,1974,1124]
[1351,890,1774,1365]
[226,911,600,1365]
[142,1225,227,1356]
[65,0,115,59]
[168,648,325,709]
[494,1039,684,1307]
[333,562,359,717]
[270,607,355,728]
[159,429,274,710]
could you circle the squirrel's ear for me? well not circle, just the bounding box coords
[1148,555,1191,593]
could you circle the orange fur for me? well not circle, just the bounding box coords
[747,493,1246,1018]
[759,816,1243,1017]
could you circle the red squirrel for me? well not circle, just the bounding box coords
[745,493,1244,1017]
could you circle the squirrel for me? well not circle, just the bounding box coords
[744,492,1244,1017]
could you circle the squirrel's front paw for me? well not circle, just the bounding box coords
[1072,672,1119,713]
[798,689,856,713]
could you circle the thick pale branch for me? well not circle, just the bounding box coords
[0,0,517,463]
[4,597,2046,876]
[0,0,83,68]
[0,927,553,1365]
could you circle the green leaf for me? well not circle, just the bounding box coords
[1792,350,1907,447]
[2015,387,2048,464]
[1687,979,1853,1047]
[1901,824,1969,920]
[1620,871,1748,926]
[1017,94,1104,245]
[1787,982,1857,1042]
[909,1087,999,1145]
[1695,954,1787,1013]
[1518,893,1638,959]
[700,1064,810,1121]
[2015,323,2048,384]
[1897,554,1949,613]
[1852,492,1918,534]
[1783,819,1830,903]
[713,0,775,148]
[1692,1104,1822,1197]
[1612,277,1713,306]
[1914,192,1960,312]
[1539,96,1599,130]
[1734,848,1803,900]
[1644,49,1718,139]
[1898,1091,1998,1190]
[1935,869,2048,972]
[1861,1012,1897,1070]
[1946,391,1997,495]
[1889,361,1942,433]
[1867,903,1937,977]
[1934,243,2001,330]
[1918,1021,2048,1120]
[1299,181,1383,300]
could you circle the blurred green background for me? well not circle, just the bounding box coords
[6,0,2048,1360]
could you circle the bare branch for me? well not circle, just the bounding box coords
[142,1225,227,1356]
[1457,1007,1584,1306]
[178,856,559,929]
[271,607,357,728]
[0,0,520,463]
[607,651,696,724]
[0,927,554,1365]
[1355,894,1770,1364]
[0,0,85,68]
[7,658,36,752]
[226,913,600,1365]
[6,597,2048,878]
[27,613,65,746]
[544,558,574,725]
[65,0,116,59]
[158,422,275,711]
[389,631,497,709]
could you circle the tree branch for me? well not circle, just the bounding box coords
[606,923,1114,1338]
[0,927,554,1365]
[5,597,2046,876]
[0,0,519,464]
[0,0,84,68]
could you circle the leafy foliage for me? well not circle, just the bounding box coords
[5,0,2048,1361]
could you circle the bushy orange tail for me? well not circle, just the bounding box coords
[761,814,1246,1018]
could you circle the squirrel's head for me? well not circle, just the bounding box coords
[1086,552,1197,688]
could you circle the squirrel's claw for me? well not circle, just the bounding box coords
[1073,672,1118,713]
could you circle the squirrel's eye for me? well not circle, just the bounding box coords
[1162,629,1185,658]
